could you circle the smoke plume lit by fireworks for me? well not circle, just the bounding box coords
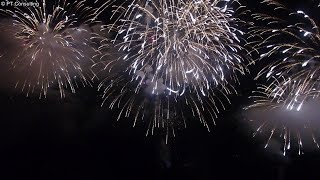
[245,77,320,155]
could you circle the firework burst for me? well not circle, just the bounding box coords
[245,0,320,155]
[0,0,111,98]
[105,0,249,96]
[95,0,250,137]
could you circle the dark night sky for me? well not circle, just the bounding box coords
[0,0,320,180]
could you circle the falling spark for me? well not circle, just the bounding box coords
[94,57,231,137]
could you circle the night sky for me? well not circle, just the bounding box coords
[0,0,320,179]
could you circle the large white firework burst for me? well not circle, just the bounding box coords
[95,0,250,137]
[106,0,249,96]
[0,0,111,98]
[245,0,320,155]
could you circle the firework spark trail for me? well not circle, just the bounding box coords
[249,0,320,83]
[245,0,320,155]
[94,0,251,137]
[105,0,249,96]
[96,64,232,140]
[0,0,112,98]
